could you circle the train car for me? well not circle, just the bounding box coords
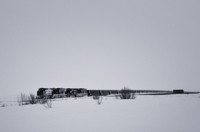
[76,88,88,97]
[52,88,66,98]
[110,90,118,94]
[64,88,77,97]
[64,88,88,97]
[130,90,136,93]
[87,90,101,96]
[173,89,184,94]
[100,90,110,96]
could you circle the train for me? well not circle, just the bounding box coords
[36,87,194,99]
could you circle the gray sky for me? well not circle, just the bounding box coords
[0,0,200,96]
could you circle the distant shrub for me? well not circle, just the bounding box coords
[120,87,132,99]
[130,93,136,99]
[93,96,103,105]
[38,98,48,104]
[37,97,52,108]
[97,96,103,105]
[17,93,29,106]
[17,93,37,106]
[28,93,37,104]
[43,98,52,108]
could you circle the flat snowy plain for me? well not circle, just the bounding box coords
[0,94,200,132]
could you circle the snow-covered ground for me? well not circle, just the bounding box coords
[0,94,200,132]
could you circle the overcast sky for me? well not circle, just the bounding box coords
[0,0,200,96]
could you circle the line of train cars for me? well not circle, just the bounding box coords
[36,88,125,99]
[36,88,193,99]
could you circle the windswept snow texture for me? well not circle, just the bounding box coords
[0,95,200,132]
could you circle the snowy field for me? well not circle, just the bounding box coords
[0,94,200,132]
